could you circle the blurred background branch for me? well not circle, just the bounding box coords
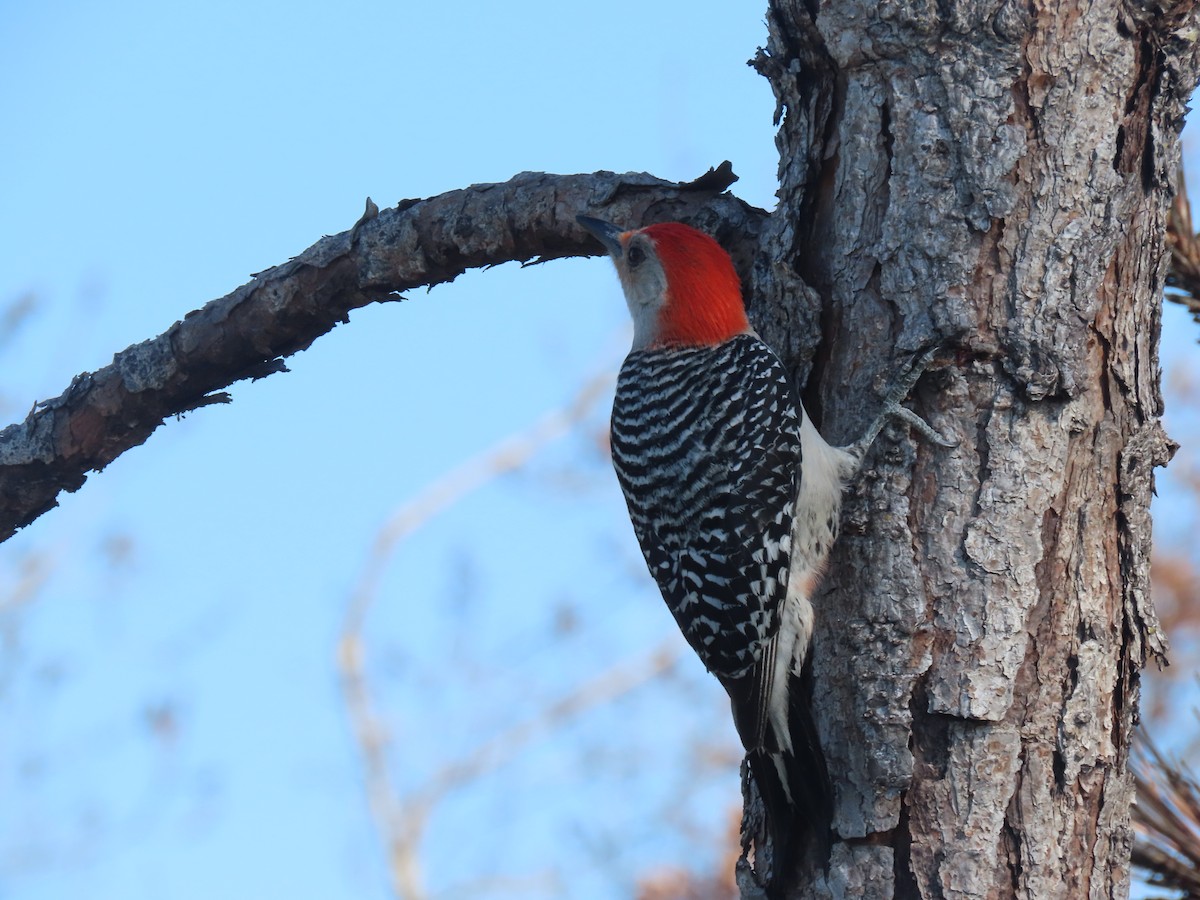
[338,368,694,899]
[1168,162,1200,323]
[1134,723,1200,899]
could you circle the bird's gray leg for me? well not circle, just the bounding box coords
[843,346,956,465]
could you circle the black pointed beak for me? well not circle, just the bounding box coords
[576,215,625,258]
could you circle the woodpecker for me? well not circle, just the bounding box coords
[578,216,947,893]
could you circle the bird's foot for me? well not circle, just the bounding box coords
[844,346,956,464]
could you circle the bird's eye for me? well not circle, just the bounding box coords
[627,245,646,268]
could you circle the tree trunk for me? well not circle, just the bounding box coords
[748,1,1200,897]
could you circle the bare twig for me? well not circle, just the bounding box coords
[0,549,53,696]
[0,164,764,541]
[1167,161,1200,321]
[0,292,37,354]
[338,367,681,900]
[416,643,678,812]
[636,810,741,900]
[342,368,614,642]
[1132,728,1200,897]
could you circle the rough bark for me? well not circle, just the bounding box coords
[749,1,1200,897]
[0,165,764,541]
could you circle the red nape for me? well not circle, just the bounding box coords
[642,223,750,347]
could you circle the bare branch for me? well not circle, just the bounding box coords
[417,641,679,813]
[338,366,660,900]
[1167,161,1200,323]
[0,164,764,542]
[1132,729,1200,898]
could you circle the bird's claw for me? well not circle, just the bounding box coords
[886,404,958,448]
[882,345,940,410]
[845,345,956,462]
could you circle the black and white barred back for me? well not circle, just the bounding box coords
[610,332,803,680]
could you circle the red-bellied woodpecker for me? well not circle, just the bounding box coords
[578,216,949,894]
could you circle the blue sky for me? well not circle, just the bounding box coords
[2,4,1199,900]
[0,4,778,900]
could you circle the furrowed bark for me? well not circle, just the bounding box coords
[0,165,764,542]
[750,1,1200,897]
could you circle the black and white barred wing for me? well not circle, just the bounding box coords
[611,335,803,680]
[670,440,800,677]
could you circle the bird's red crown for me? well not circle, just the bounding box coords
[643,222,749,347]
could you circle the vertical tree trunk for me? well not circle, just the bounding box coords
[749,1,1200,896]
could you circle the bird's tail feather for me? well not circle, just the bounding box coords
[741,668,832,895]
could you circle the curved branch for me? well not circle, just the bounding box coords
[0,163,766,541]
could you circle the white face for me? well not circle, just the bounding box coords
[612,230,668,350]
